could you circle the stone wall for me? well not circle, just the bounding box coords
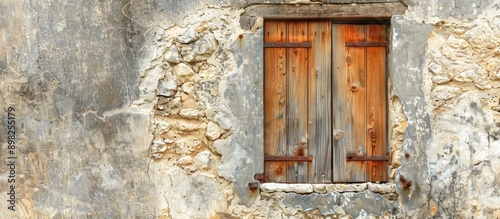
[1,0,500,218]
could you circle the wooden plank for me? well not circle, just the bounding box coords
[264,20,287,183]
[332,24,348,182]
[366,25,387,182]
[348,45,367,182]
[308,21,332,183]
[286,21,309,183]
[332,25,367,182]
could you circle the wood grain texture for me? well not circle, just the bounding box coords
[265,22,387,183]
[308,21,332,183]
[286,21,309,183]
[332,25,367,182]
[366,25,387,182]
[264,21,287,182]
[347,37,367,182]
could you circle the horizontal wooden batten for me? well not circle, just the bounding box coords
[345,42,387,47]
[264,42,312,48]
[265,156,313,162]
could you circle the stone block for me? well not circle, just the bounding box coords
[164,44,183,64]
[157,79,177,97]
[173,63,196,85]
[182,34,218,62]
[177,28,198,43]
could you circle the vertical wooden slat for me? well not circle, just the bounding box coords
[347,26,367,183]
[286,21,309,183]
[332,24,347,182]
[308,21,332,183]
[264,21,287,183]
[366,25,387,182]
[332,25,367,182]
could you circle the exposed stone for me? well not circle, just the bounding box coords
[157,79,177,97]
[179,108,203,118]
[173,63,196,85]
[432,75,452,84]
[175,138,203,154]
[430,86,461,108]
[177,28,198,43]
[164,44,182,64]
[491,69,500,81]
[150,139,169,154]
[195,150,215,169]
[428,62,442,74]
[179,155,193,165]
[182,164,198,173]
[181,81,195,93]
[182,34,218,62]
[454,70,477,82]
[206,121,222,140]
[154,119,172,135]
[163,97,182,115]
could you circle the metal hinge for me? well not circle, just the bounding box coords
[264,156,312,162]
[249,173,265,190]
[264,42,312,48]
[346,152,391,164]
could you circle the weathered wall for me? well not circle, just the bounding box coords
[1,0,500,218]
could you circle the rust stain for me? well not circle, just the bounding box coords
[399,175,412,190]
[431,207,438,215]
[238,34,244,48]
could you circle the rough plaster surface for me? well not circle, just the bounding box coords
[2,0,500,218]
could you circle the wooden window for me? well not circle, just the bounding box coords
[264,21,388,183]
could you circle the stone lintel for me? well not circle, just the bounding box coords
[241,2,407,27]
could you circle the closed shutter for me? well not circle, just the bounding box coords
[264,21,387,183]
[332,24,388,183]
[264,20,332,183]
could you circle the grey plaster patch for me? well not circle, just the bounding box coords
[391,16,433,214]
[27,112,155,218]
[162,167,227,218]
[283,192,342,215]
[283,191,395,217]
[341,192,395,217]
[406,0,495,20]
[219,29,264,207]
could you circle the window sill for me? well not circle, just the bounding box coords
[260,182,397,200]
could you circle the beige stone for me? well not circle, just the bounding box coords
[206,121,222,140]
[179,155,193,165]
[173,63,196,84]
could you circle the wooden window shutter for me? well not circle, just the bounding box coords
[264,22,387,183]
[264,20,332,183]
[332,25,388,183]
